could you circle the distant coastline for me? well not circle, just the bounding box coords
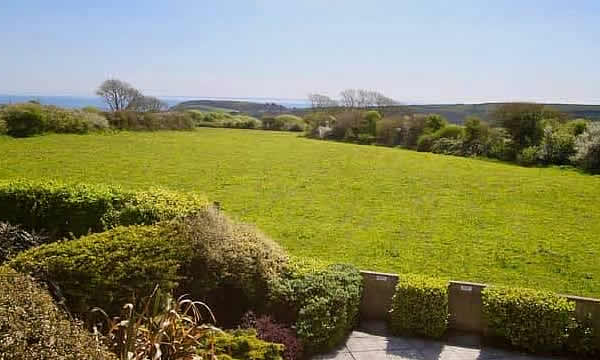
[0,94,311,110]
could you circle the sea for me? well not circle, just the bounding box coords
[0,94,310,110]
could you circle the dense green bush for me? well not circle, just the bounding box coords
[567,313,599,357]
[10,225,183,316]
[487,127,517,161]
[0,180,207,238]
[10,208,287,323]
[223,115,262,129]
[493,103,546,149]
[1,103,46,137]
[572,122,600,174]
[203,329,284,360]
[389,274,448,338]
[482,286,574,353]
[363,110,381,136]
[0,266,116,359]
[0,222,46,263]
[432,124,464,140]
[431,138,465,156]
[272,115,305,132]
[517,146,541,166]
[416,134,434,152]
[269,262,362,354]
[565,118,588,136]
[174,209,288,324]
[105,110,194,131]
[539,126,576,165]
[424,114,447,133]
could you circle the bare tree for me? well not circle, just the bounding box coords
[308,93,338,108]
[339,89,358,108]
[127,95,168,112]
[96,79,141,111]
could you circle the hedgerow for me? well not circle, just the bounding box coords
[482,286,574,353]
[0,179,207,239]
[0,266,115,359]
[389,274,448,338]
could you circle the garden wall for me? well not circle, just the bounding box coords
[359,271,600,342]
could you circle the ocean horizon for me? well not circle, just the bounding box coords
[0,94,311,110]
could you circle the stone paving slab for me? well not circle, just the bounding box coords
[313,322,566,360]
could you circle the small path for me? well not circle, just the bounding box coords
[313,321,567,360]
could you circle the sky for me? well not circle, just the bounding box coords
[1,0,599,104]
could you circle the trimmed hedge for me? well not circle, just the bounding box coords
[389,274,448,338]
[10,225,183,316]
[10,209,288,323]
[269,261,362,354]
[0,266,115,359]
[482,286,574,353]
[0,180,207,239]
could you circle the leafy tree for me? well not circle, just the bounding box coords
[493,103,546,149]
[424,114,447,134]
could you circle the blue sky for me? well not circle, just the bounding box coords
[1,0,599,104]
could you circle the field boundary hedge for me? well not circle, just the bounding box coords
[0,179,207,239]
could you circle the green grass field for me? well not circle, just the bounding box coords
[1,129,599,297]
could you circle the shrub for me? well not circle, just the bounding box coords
[0,118,7,134]
[389,274,448,338]
[363,110,381,136]
[463,116,489,144]
[241,312,303,360]
[565,118,588,136]
[487,127,517,161]
[10,208,288,323]
[431,138,465,156]
[398,115,428,148]
[375,116,403,146]
[175,209,288,325]
[482,286,574,353]
[539,126,576,165]
[1,103,46,137]
[204,329,284,360]
[432,124,464,140]
[329,111,363,140]
[517,146,541,166]
[80,111,109,130]
[269,262,362,354]
[223,115,262,129]
[416,134,434,152]
[10,225,184,316]
[0,179,207,239]
[567,313,599,357]
[274,115,305,132]
[572,122,600,174]
[0,222,46,263]
[0,266,115,359]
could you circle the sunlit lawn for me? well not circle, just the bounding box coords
[1,128,599,296]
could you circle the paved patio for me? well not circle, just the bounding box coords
[313,322,567,360]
